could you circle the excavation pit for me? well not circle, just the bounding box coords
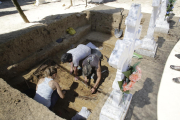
[11,41,117,119]
[0,5,127,119]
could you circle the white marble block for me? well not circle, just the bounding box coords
[136,0,160,58]
[92,0,103,3]
[35,0,46,6]
[155,0,169,33]
[100,89,132,120]
[100,4,142,120]
[35,0,61,6]
[108,40,126,70]
[108,4,143,90]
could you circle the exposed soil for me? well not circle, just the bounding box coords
[1,0,180,120]
[17,41,116,119]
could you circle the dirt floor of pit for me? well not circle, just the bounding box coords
[11,39,117,120]
[52,41,116,119]
[1,1,180,119]
[6,20,180,120]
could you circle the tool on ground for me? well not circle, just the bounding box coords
[114,8,124,38]
[77,95,98,100]
[104,55,109,62]
[56,38,63,43]
[101,70,107,73]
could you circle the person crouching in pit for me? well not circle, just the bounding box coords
[61,44,91,80]
[82,49,102,93]
[34,66,65,110]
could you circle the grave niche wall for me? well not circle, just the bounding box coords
[85,5,125,35]
[0,78,65,120]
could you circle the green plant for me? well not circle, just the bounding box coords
[166,0,176,17]
[118,62,141,94]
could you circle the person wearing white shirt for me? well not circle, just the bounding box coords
[61,44,91,80]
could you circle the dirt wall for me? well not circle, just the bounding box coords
[0,13,88,66]
[0,78,64,120]
[0,13,89,80]
[85,5,127,35]
[0,5,128,81]
[0,5,129,120]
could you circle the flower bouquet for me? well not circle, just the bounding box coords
[118,62,142,94]
[166,0,176,17]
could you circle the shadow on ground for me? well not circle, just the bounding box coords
[156,37,165,48]
[54,82,78,120]
[125,78,154,120]
[0,10,27,17]
[0,0,34,10]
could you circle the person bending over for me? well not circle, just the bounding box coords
[34,66,65,110]
[82,49,102,93]
[61,44,91,80]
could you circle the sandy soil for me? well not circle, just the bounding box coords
[52,41,116,119]
[1,0,180,43]
[1,0,180,120]
[17,41,116,119]
[0,0,97,42]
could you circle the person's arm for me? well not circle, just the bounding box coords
[91,61,101,93]
[84,76,88,85]
[70,62,73,74]
[74,66,79,80]
[54,81,64,99]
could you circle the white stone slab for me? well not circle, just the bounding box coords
[155,0,169,34]
[135,43,158,58]
[136,0,160,57]
[101,3,142,120]
[92,0,103,3]
[86,42,98,49]
[158,39,180,120]
[100,89,133,120]
[35,0,46,6]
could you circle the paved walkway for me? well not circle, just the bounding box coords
[158,40,180,120]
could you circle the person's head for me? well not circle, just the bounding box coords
[61,53,72,63]
[82,64,92,77]
[44,66,57,79]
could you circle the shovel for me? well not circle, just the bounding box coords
[115,8,124,38]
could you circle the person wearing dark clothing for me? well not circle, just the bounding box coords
[82,49,102,93]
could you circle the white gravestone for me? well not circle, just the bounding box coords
[100,4,143,120]
[35,0,46,6]
[155,0,169,34]
[136,0,160,58]
[92,0,103,3]
[35,0,61,6]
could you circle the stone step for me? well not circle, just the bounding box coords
[1,25,91,81]
[85,31,118,47]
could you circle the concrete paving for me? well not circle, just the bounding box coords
[158,39,180,120]
[87,11,180,120]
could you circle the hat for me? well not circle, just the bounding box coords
[82,64,92,76]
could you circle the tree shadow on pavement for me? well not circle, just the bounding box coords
[124,78,154,120]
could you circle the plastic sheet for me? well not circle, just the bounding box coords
[72,107,91,120]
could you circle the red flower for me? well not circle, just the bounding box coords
[129,66,141,82]
[123,81,135,91]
